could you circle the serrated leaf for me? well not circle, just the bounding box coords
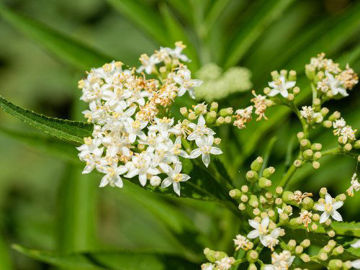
[223,0,294,68]
[0,96,92,144]
[107,0,169,46]
[13,245,197,270]
[0,4,111,69]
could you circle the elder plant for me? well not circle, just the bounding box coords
[74,43,360,269]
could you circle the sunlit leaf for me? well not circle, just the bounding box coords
[0,4,112,69]
[0,96,92,144]
[13,245,197,270]
[107,0,169,45]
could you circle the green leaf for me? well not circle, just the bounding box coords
[159,3,199,70]
[0,236,12,270]
[223,0,294,68]
[0,96,92,144]
[13,245,198,270]
[0,4,112,70]
[331,222,360,238]
[107,0,169,45]
[0,125,79,163]
[57,165,98,254]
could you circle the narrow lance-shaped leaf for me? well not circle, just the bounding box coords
[0,3,112,69]
[0,96,92,144]
[107,0,169,46]
[13,245,198,270]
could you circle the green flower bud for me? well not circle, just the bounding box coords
[303,149,313,160]
[305,64,315,80]
[180,107,188,117]
[329,111,341,121]
[205,111,217,124]
[246,170,258,182]
[219,107,233,117]
[251,157,263,171]
[248,263,257,270]
[282,191,295,203]
[229,189,241,199]
[259,177,272,188]
[288,70,296,81]
[263,167,275,178]
[246,250,258,263]
[328,259,342,270]
[249,195,259,208]
[210,102,218,112]
[302,197,314,210]
[354,140,360,149]
[300,139,311,149]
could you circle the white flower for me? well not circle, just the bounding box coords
[171,67,202,98]
[125,153,160,186]
[233,234,252,251]
[247,216,270,240]
[98,162,128,188]
[268,75,296,98]
[137,54,160,74]
[187,115,215,141]
[161,163,190,196]
[325,71,348,96]
[264,250,295,270]
[352,260,360,269]
[189,136,222,167]
[201,263,214,270]
[340,125,357,143]
[351,239,360,248]
[333,118,346,135]
[347,173,360,197]
[300,106,323,123]
[261,228,283,250]
[314,193,343,223]
[215,257,235,270]
[125,118,147,143]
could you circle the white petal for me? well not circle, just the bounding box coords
[114,177,123,188]
[249,220,259,229]
[332,201,343,210]
[173,182,181,196]
[268,89,280,97]
[320,212,330,223]
[262,216,270,228]
[351,240,360,248]
[352,260,360,269]
[198,115,205,126]
[99,177,109,187]
[331,210,343,222]
[314,203,325,211]
[139,174,147,186]
[187,133,197,141]
[181,174,190,182]
[280,90,288,98]
[161,178,172,188]
[286,81,296,88]
[325,193,333,204]
[202,153,211,167]
[210,147,222,155]
[247,230,259,239]
[174,163,182,174]
[190,148,202,159]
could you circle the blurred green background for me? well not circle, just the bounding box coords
[0,0,360,269]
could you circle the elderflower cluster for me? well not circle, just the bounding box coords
[77,43,225,195]
[306,53,358,98]
[202,155,360,269]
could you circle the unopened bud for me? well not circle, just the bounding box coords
[229,189,241,199]
[251,157,263,171]
[312,161,320,169]
[259,177,272,188]
[246,170,258,182]
[263,167,275,178]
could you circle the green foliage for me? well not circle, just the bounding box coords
[0,96,92,144]
[0,4,112,70]
[13,244,197,270]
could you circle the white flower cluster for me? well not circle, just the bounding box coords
[314,193,343,223]
[264,250,295,270]
[347,173,360,197]
[77,43,221,195]
[307,53,358,98]
[333,118,357,144]
[300,106,323,124]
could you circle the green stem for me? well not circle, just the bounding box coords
[279,161,298,188]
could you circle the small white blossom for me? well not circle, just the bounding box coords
[268,75,296,98]
[347,173,360,197]
[187,115,215,141]
[247,217,282,249]
[264,250,295,270]
[300,106,323,123]
[161,163,190,196]
[98,163,128,188]
[215,256,235,270]
[314,193,343,223]
[325,71,348,97]
[190,136,222,167]
[233,234,252,251]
